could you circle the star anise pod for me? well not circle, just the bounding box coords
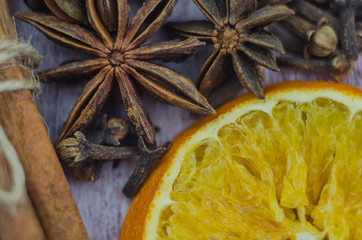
[17,0,215,147]
[24,0,89,24]
[167,0,294,98]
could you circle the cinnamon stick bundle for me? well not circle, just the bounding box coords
[0,0,89,239]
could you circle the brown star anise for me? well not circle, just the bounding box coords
[168,0,294,98]
[17,0,215,147]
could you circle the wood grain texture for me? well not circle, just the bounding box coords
[8,0,362,239]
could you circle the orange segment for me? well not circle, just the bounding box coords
[120,81,362,240]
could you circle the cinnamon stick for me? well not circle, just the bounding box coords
[0,154,46,240]
[0,0,89,239]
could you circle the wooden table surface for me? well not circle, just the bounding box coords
[8,1,362,239]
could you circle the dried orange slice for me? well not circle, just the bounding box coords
[120,81,362,240]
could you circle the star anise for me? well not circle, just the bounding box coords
[16,0,215,148]
[167,0,294,98]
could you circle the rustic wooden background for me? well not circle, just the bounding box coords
[8,1,362,239]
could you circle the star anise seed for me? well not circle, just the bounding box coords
[168,0,294,99]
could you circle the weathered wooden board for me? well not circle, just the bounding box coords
[8,1,362,239]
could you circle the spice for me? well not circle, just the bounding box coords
[168,1,293,99]
[258,0,291,8]
[330,0,362,59]
[57,115,138,182]
[281,15,338,58]
[269,0,361,79]
[0,0,89,238]
[45,0,88,24]
[16,0,214,149]
[88,114,129,147]
[58,131,139,180]
[339,4,357,61]
[276,54,353,81]
[123,137,171,198]
[24,0,48,12]
[17,0,215,194]
[207,75,242,108]
[57,114,170,195]
[0,150,45,240]
[288,0,339,29]
[286,0,361,60]
[309,0,327,4]
[357,22,362,51]
[268,24,305,54]
[59,132,139,165]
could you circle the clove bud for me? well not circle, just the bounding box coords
[57,131,139,165]
[56,115,138,182]
[71,161,103,182]
[308,24,338,57]
[57,137,81,164]
[87,115,129,146]
[105,117,129,146]
[282,15,338,57]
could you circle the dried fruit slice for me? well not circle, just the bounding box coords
[120,81,362,240]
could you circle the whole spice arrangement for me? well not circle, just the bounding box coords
[167,1,294,99]
[17,0,215,196]
[271,0,362,80]
[3,0,361,239]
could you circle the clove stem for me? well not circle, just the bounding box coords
[58,131,139,165]
[78,142,139,162]
[288,0,340,30]
[277,54,352,81]
[269,24,305,54]
[207,76,242,108]
[340,5,358,61]
[282,15,313,40]
[357,22,362,51]
[123,138,170,198]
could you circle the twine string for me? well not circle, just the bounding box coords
[0,40,42,93]
[0,39,42,212]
